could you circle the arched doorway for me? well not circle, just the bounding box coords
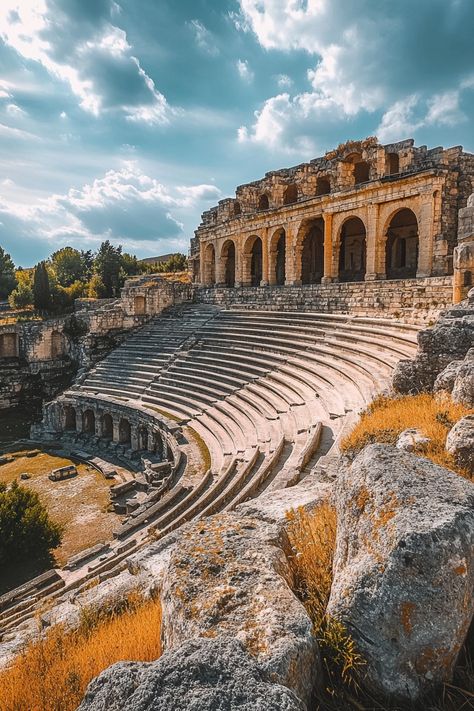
[134,295,146,315]
[270,229,286,285]
[339,217,366,282]
[119,418,131,445]
[301,219,324,284]
[250,237,263,286]
[64,406,76,431]
[221,240,236,287]
[283,184,297,205]
[316,177,330,196]
[102,413,113,440]
[203,243,215,285]
[83,409,95,434]
[258,194,269,211]
[385,209,419,279]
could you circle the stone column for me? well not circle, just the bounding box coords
[130,425,139,452]
[285,224,298,285]
[261,228,269,286]
[241,253,252,286]
[322,213,334,284]
[417,196,434,277]
[76,408,84,434]
[365,203,380,280]
[112,418,120,444]
[215,245,226,286]
[199,242,206,284]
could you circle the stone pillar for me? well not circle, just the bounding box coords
[285,225,298,285]
[322,213,334,284]
[199,242,205,284]
[261,228,269,286]
[365,203,380,280]
[130,425,139,451]
[453,194,474,303]
[112,418,120,443]
[76,408,84,434]
[215,247,225,286]
[241,253,252,286]
[417,196,434,278]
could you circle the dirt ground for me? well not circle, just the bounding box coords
[0,449,122,566]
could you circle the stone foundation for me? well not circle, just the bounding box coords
[194,276,453,323]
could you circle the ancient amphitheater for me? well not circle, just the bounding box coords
[1,137,474,706]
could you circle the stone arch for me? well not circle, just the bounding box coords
[385,208,419,279]
[51,330,64,358]
[203,243,216,285]
[242,235,263,286]
[338,216,367,282]
[345,152,370,185]
[138,425,149,450]
[258,194,269,211]
[102,413,113,439]
[134,295,146,315]
[82,409,96,434]
[386,152,399,175]
[316,177,330,196]
[119,418,131,445]
[283,184,298,205]
[269,229,286,286]
[221,240,236,288]
[233,201,241,216]
[64,405,76,431]
[0,333,19,358]
[299,218,324,284]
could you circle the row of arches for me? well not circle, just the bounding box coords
[233,153,400,216]
[203,208,419,287]
[64,405,161,453]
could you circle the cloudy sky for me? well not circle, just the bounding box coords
[0,0,473,266]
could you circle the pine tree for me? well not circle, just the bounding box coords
[0,246,17,299]
[93,241,123,297]
[33,261,52,311]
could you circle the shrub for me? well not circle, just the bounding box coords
[0,592,162,711]
[341,393,473,478]
[0,481,62,569]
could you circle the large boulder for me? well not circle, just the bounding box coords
[160,511,319,708]
[446,415,474,474]
[452,348,474,407]
[327,444,474,703]
[433,359,464,394]
[78,636,305,711]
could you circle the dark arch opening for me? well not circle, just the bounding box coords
[234,201,241,216]
[274,230,286,285]
[222,241,236,288]
[64,406,76,431]
[119,418,131,445]
[251,237,263,286]
[354,161,370,185]
[301,220,324,284]
[339,217,366,282]
[102,413,113,440]
[83,409,95,434]
[283,184,298,205]
[316,177,330,196]
[258,194,269,211]
[386,152,399,175]
[385,208,419,279]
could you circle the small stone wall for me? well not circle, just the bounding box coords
[194,276,453,323]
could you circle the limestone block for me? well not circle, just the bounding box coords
[327,444,474,703]
[446,415,474,474]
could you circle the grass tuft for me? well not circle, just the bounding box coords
[341,393,473,478]
[0,592,162,711]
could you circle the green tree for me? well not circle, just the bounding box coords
[156,253,187,273]
[0,246,17,299]
[0,481,62,568]
[80,249,94,281]
[50,247,84,286]
[88,273,107,299]
[121,252,140,276]
[8,282,33,308]
[93,241,123,297]
[33,261,52,311]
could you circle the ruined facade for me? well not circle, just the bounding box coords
[190,138,474,289]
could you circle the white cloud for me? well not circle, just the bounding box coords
[236,59,254,82]
[425,91,466,127]
[0,0,170,123]
[188,19,219,56]
[377,96,422,143]
[276,74,293,88]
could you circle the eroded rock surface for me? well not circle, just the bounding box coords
[396,428,430,452]
[452,348,474,407]
[78,637,305,711]
[161,511,319,708]
[446,415,474,474]
[327,444,474,703]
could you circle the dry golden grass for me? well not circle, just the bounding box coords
[341,393,473,478]
[286,504,364,689]
[0,593,162,711]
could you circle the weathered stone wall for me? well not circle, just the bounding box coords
[194,276,452,323]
